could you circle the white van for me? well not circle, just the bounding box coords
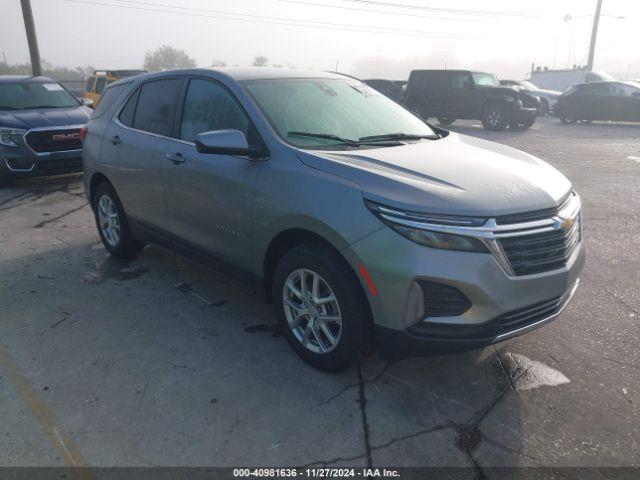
[528,69,613,92]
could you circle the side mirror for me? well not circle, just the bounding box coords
[194,129,267,160]
[81,98,94,107]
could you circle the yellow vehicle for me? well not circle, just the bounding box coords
[83,70,146,107]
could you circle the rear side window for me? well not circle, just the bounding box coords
[118,88,140,127]
[133,78,182,136]
[95,77,107,94]
[179,79,249,142]
[91,83,129,119]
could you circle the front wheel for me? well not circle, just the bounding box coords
[509,116,535,130]
[93,182,144,259]
[272,244,370,372]
[482,105,509,131]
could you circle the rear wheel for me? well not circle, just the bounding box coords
[93,182,144,259]
[539,99,550,116]
[437,117,456,126]
[560,117,577,124]
[509,116,535,130]
[482,105,509,131]
[272,244,370,372]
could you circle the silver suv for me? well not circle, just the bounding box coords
[83,68,584,372]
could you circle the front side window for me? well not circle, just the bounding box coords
[245,78,434,149]
[471,72,499,87]
[179,79,249,142]
[0,81,80,110]
[132,78,182,136]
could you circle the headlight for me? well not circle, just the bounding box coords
[0,128,27,147]
[393,225,489,252]
[365,201,489,253]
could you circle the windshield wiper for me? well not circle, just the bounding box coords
[287,131,361,146]
[359,132,441,142]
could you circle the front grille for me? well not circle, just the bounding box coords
[495,195,571,225]
[25,128,82,153]
[418,281,471,318]
[499,214,581,276]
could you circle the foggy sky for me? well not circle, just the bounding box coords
[1,0,638,80]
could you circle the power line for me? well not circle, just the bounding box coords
[336,0,544,18]
[279,0,499,24]
[63,0,479,39]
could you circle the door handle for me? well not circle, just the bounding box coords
[110,135,121,145]
[165,152,185,165]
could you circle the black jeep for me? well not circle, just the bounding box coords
[404,70,539,131]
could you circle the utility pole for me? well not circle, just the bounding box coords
[20,0,42,76]
[586,0,603,71]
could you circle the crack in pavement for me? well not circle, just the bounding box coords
[357,364,373,468]
[33,202,88,228]
[316,361,393,407]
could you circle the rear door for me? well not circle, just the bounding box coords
[162,77,264,274]
[109,76,185,229]
[445,72,477,117]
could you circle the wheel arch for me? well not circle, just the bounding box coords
[88,171,113,208]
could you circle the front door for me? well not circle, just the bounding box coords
[163,77,264,274]
[445,72,477,117]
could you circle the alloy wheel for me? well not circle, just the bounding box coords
[97,194,121,247]
[282,268,342,354]
[487,109,502,128]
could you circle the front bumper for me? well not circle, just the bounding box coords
[1,149,82,178]
[343,216,585,359]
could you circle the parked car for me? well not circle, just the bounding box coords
[83,69,147,107]
[528,68,613,92]
[0,76,91,187]
[404,70,539,131]
[555,81,640,124]
[500,79,560,115]
[83,68,584,371]
[363,79,405,103]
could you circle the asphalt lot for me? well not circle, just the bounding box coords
[0,116,639,475]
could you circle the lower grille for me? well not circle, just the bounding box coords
[25,128,82,153]
[499,214,581,276]
[418,281,471,318]
[493,295,563,332]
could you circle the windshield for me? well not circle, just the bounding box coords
[471,72,500,87]
[0,81,80,110]
[244,78,434,149]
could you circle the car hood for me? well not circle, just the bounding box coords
[0,106,91,129]
[296,132,571,217]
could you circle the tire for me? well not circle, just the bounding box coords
[482,105,509,131]
[272,244,370,372]
[539,99,550,116]
[92,182,144,259]
[509,116,536,130]
[437,117,456,125]
[578,119,593,125]
[560,117,577,124]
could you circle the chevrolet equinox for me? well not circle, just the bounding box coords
[83,68,584,372]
